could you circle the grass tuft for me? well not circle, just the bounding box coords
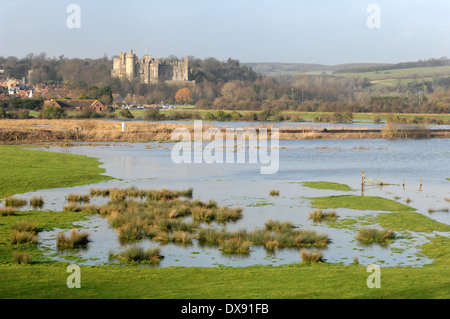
[356,227,395,246]
[56,229,90,249]
[4,197,27,208]
[12,251,32,264]
[307,209,338,222]
[0,207,16,216]
[269,190,280,197]
[10,230,38,245]
[30,196,44,209]
[110,245,163,264]
[300,249,323,263]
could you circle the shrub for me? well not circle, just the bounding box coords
[39,105,65,119]
[118,108,134,119]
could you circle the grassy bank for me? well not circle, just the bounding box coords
[309,195,416,212]
[1,119,448,145]
[302,181,354,191]
[0,145,113,198]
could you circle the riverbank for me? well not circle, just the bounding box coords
[1,119,449,144]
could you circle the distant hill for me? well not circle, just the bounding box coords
[244,62,390,76]
[245,58,450,77]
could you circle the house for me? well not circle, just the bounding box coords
[44,99,106,112]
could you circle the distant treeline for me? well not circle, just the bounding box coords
[333,58,450,74]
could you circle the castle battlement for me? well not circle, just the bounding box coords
[111,50,190,84]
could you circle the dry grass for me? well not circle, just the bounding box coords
[30,196,44,209]
[220,237,251,255]
[110,245,163,264]
[12,221,39,234]
[269,190,280,196]
[10,230,38,245]
[4,196,27,208]
[67,193,91,203]
[2,119,445,145]
[0,207,16,216]
[12,251,32,264]
[427,207,449,213]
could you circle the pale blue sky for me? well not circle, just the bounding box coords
[1,0,449,65]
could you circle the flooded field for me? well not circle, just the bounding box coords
[15,137,450,268]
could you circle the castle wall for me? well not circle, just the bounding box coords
[112,50,190,84]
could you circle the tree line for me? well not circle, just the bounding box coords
[1,54,450,115]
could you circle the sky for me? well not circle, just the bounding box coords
[1,0,449,65]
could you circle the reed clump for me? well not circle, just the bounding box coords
[427,207,449,213]
[12,221,39,234]
[110,245,163,264]
[220,237,251,255]
[56,229,90,249]
[10,230,38,245]
[265,219,295,232]
[356,228,395,246]
[30,196,44,209]
[300,249,324,263]
[307,209,338,222]
[269,190,280,197]
[0,207,16,216]
[67,193,91,203]
[12,251,32,264]
[4,197,27,208]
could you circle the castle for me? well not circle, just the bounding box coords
[111,50,190,84]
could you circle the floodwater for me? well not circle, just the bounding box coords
[16,132,450,268]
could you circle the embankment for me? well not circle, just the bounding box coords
[0,119,448,144]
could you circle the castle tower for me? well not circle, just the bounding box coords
[125,50,136,80]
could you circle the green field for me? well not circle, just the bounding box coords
[0,145,113,198]
[309,195,416,212]
[332,65,450,91]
